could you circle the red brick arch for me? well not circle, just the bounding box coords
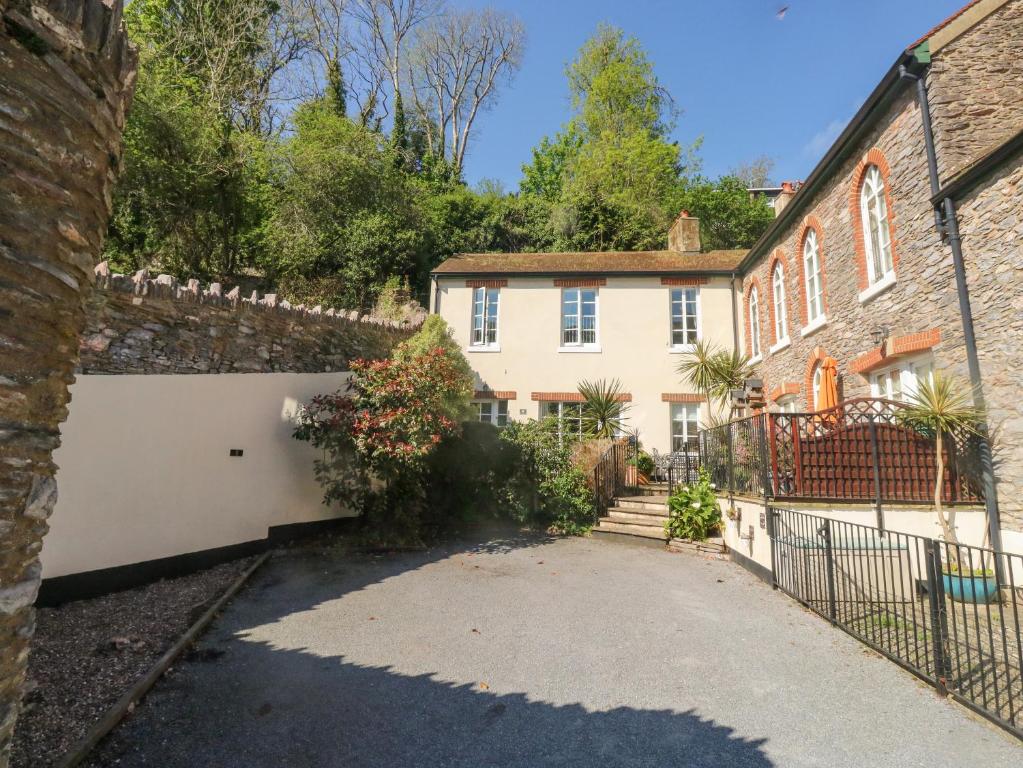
[796,215,828,327]
[850,148,900,291]
[743,277,765,359]
[765,249,790,346]
[804,346,831,411]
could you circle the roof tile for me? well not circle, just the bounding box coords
[432,250,746,276]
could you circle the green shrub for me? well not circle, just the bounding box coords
[665,468,721,541]
[498,418,594,535]
[628,448,655,477]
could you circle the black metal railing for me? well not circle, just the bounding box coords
[592,439,628,522]
[769,507,1023,741]
[698,399,984,506]
[699,413,771,498]
[665,450,701,494]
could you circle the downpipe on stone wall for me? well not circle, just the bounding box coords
[901,61,1004,558]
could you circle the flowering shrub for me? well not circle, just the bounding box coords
[665,468,721,541]
[294,347,472,545]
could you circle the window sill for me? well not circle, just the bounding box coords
[769,337,791,355]
[800,315,828,338]
[558,345,602,354]
[749,353,763,365]
[467,345,501,353]
[668,344,697,354]
[858,273,897,304]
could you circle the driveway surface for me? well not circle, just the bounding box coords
[89,534,1021,767]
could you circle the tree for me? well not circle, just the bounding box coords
[351,0,440,108]
[729,155,775,189]
[578,378,630,439]
[405,7,525,175]
[520,25,699,252]
[676,340,755,415]
[677,176,774,251]
[264,100,427,308]
[898,373,981,554]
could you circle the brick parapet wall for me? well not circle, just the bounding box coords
[79,263,419,375]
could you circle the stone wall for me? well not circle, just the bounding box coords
[80,264,417,375]
[738,6,1023,533]
[0,2,136,763]
[928,0,1023,181]
[953,150,1023,531]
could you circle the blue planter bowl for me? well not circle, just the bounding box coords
[942,572,1000,604]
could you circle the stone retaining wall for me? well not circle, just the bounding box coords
[79,263,418,375]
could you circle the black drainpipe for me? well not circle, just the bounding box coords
[902,63,1003,555]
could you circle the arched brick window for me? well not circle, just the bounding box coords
[744,278,764,360]
[850,148,899,293]
[797,217,827,328]
[767,250,789,346]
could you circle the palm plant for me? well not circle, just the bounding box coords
[898,373,981,551]
[578,378,630,439]
[676,340,755,413]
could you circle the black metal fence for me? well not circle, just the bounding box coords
[665,451,701,493]
[698,414,770,497]
[592,439,628,521]
[769,507,1023,740]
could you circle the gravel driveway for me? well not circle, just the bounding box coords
[88,534,1021,767]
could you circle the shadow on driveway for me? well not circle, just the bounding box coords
[86,533,773,767]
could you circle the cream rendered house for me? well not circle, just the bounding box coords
[430,215,745,454]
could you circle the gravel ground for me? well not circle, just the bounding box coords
[83,535,1022,767]
[11,556,256,768]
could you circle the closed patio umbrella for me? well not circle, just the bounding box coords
[817,356,840,413]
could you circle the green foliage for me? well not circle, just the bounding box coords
[676,176,775,251]
[392,315,474,421]
[498,419,594,535]
[293,349,470,546]
[264,101,427,310]
[676,340,755,410]
[628,449,656,478]
[665,468,721,541]
[578,378,629,439]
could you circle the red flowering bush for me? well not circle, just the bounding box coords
[294,347,473,544]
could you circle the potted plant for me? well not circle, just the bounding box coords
[899,373,992,603]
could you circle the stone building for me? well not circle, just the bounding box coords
[736,0,1023,540]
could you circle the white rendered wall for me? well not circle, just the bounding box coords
[43,372,352,579]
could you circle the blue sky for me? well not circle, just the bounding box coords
[454,0,968,189]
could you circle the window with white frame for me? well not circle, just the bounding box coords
[803,229,824,324]
[776,395,798,414]
[470,287,500,347]
[860,165,894,285]
[670,403,700,453]
[561,288,598,347]
[545,401,584,441]
[474,400,508,427]
[748,286,761,359]
[870,355,934,403]
[772,262,788,343]
[812,364,823,410]
[670,287,699,347]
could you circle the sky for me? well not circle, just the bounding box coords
[452,0,969,190]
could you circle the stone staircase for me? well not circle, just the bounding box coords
[592,483,670,543]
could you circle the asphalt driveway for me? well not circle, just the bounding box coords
[88,534,1021,767]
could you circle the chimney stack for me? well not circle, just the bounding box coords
[774,181,797,218]
[668,210,701,253]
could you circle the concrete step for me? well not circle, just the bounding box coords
[632,483,669,497]
[594,520,668,540]
[606,509,669,525]
[615,496,669,512]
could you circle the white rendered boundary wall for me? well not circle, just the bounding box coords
[721,496,1023,578]
[43,372,353,580]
